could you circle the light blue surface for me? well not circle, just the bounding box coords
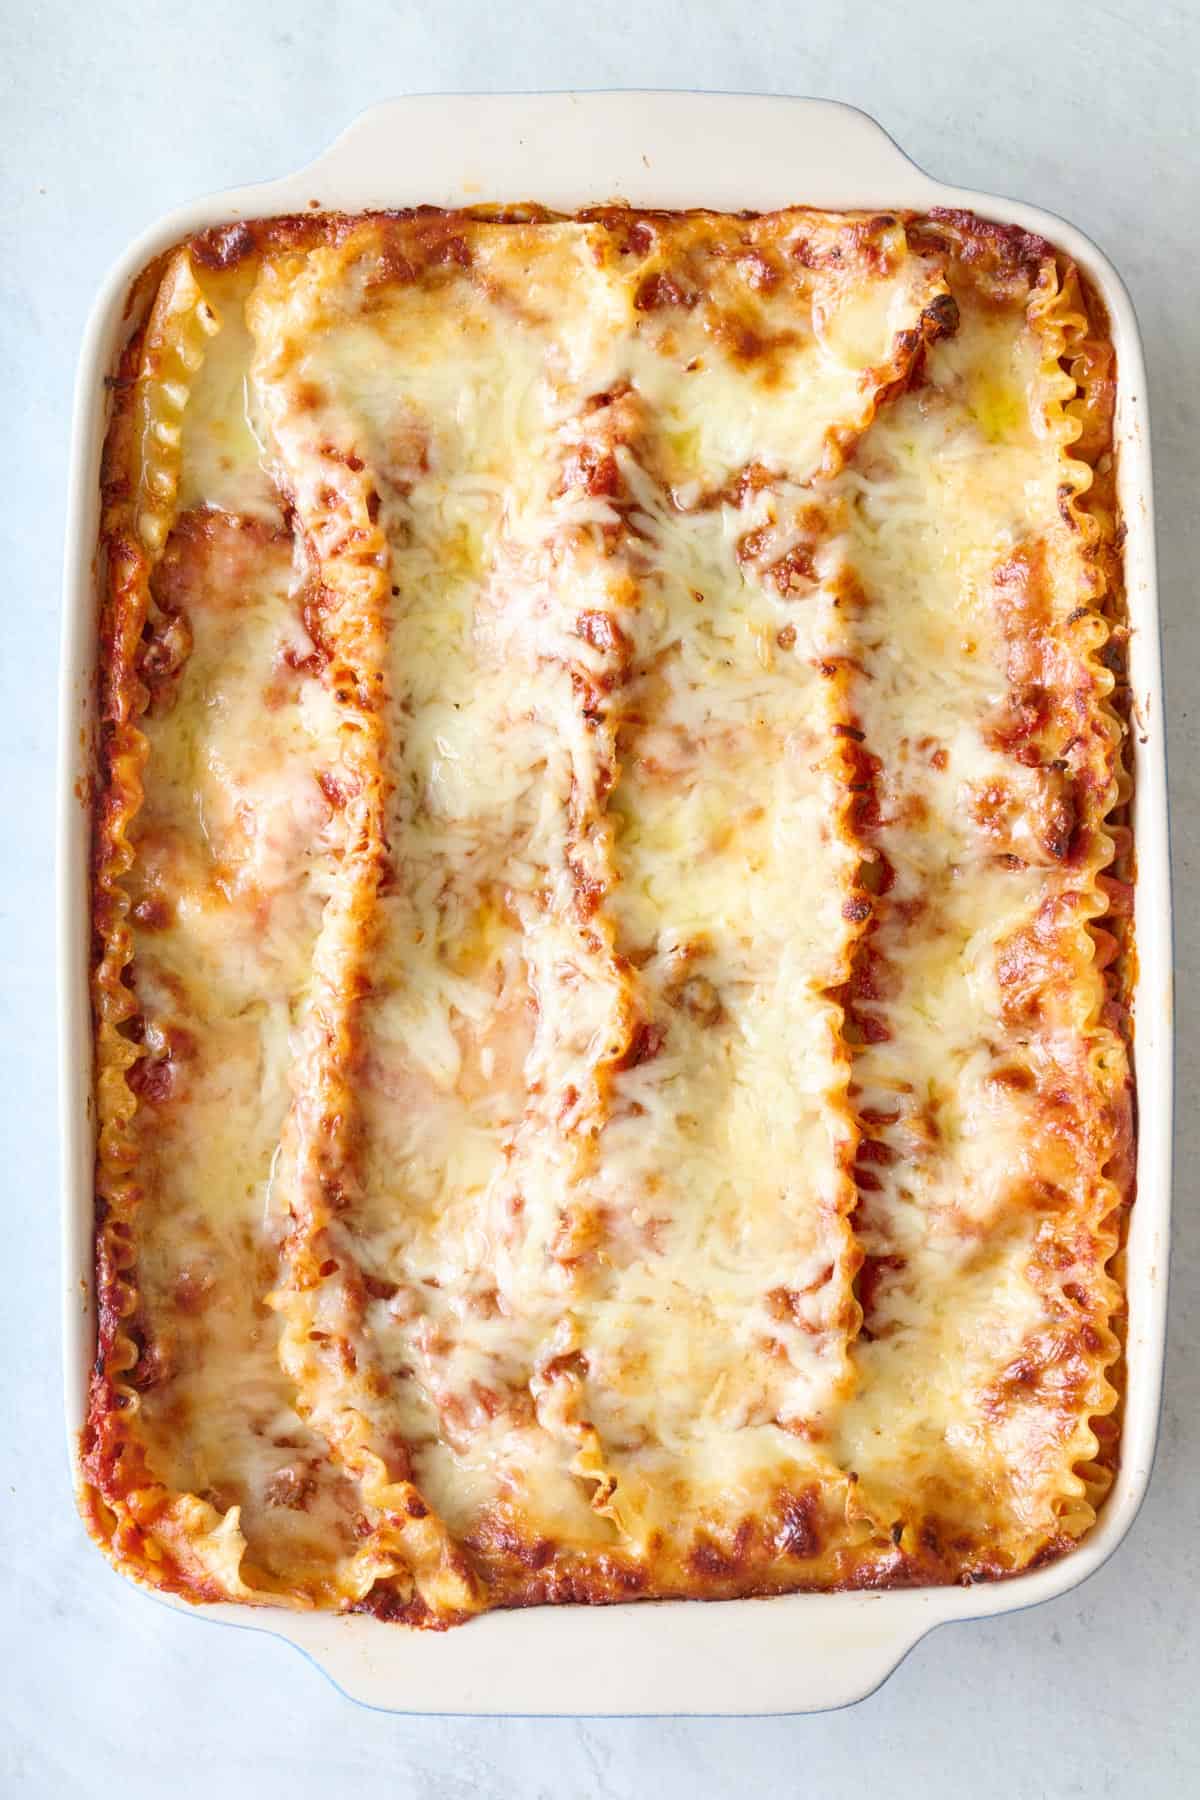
[3,2,1198,1794]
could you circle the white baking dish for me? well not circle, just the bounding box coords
[58,92,1170,1715]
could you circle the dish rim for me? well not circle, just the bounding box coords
[58,90,1171,1716]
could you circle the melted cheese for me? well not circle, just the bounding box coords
[830,286,1120,1546]
[124,512,361,1594]
[87,208,1130,1615]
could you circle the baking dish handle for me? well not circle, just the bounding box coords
[285,92,939,216]
[208,1598,937,1717]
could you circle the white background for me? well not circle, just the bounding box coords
[3,2,1198,1794]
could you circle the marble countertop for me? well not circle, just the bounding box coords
[3,1,1197,1793]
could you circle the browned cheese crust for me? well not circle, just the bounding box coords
[83,205,1132,1622]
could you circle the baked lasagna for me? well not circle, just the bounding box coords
[83,204,1134,1625]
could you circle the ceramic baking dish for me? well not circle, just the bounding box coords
[58,91,1170,1715]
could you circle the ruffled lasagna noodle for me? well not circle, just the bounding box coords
[84,205,1133,1622]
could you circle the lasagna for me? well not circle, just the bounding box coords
[83,205,1134,1625]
